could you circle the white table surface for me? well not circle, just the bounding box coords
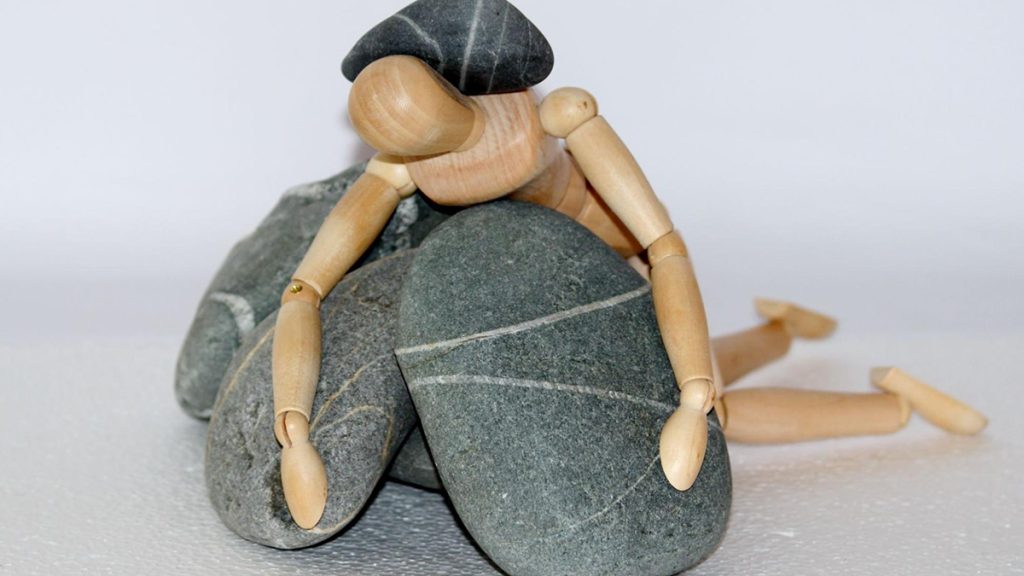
[2,328,1021,575]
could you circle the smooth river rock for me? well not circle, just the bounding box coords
[206,251,428,549]
[175,164,448,418]
[342,0,554,95]
[397,202,731,576]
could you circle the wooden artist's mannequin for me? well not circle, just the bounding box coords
[267,55,986,529]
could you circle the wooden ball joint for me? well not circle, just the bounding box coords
[539,88,598,138]
[267,6,988,531]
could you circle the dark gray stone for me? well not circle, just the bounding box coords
[283,481,500,575]
[387,427,442,490]
[206,252,425,549]
[342,0,554,95]
[175,164,448,419]
[397,202,731,576]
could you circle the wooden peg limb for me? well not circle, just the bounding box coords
[755,298,837,339]
[871,367,988,435]
[539,87,599,139]
[713,322,792,387]
[273,282,322,426]
[651,253,715,392]
[273,284,327,529]
[660,380,713,490]
[278,411,328,529]
[271,164,405,529]
[292,168,403,297]
[626,255,651,280]
[573,189,644,258]
[648,234,715,490]
[649,232,715,391]
[720,388,910,444]
[651,249,714,490]
[712,300,837,386]
[543,87,716,491]
[365,154,418,198]
[541,87,673,247]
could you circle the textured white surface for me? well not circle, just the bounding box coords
[1,333,1021,575]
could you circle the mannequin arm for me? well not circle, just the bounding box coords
[272,155,416,528]
[540,88,715,491]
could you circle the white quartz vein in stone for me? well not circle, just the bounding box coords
[283,180,331,200]
[208,292,256,336]
[485,7,512,93]
[459,0,485,91]
[407,374,676,414]
[310,353,392,432]
[395,13,446,71]
[566,453,662,531]
[519,12,532,83]
[393,197,420,236]
[395,285,650,356]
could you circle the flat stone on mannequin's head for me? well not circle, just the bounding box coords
[342,0,554,95]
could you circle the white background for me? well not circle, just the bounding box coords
[1,1,1022,574]
[1,0,1021,340]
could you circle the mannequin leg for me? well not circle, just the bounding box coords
[713,322,791,386]
[713,299,837,387]
[719,368,988,443]
[720,388,910,443]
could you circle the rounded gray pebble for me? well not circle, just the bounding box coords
[175,165,448,419]
[342,0,554,95]
[397,202,731,576]
[206,252,423,549]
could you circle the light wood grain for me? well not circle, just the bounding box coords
[647,230,689,266]
[626,255,651,280]
[553,153,589,219]
[365,154,417,198]
[871,367,988,435]
[508,147,573,208]
[722,389,910,443]
[650,249,714,390]
[539,87,598,138]
[713,322,792,387]
[278,412,328,529]
[660,400,709,491]
[755,298,837,339]
[548,100,716,492]
[292,173,401,298]
[574,188,644,257]
[651,252,715,491]
[272,294,326,528]
[564,116,672,247]
[408,90,557,205]
[271,170,403,530]
[348,55,483,157]
[272,298,322,423]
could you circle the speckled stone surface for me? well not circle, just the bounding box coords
[175,165,448,419]
[342,0,554,95]
[388,427,443,490]
[206,252,425,549]
[397,202,731,576]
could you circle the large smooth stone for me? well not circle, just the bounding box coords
[175,164,447,418]
[206,251,427,549]
[342,0,554,95]
[396,202,731,576]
